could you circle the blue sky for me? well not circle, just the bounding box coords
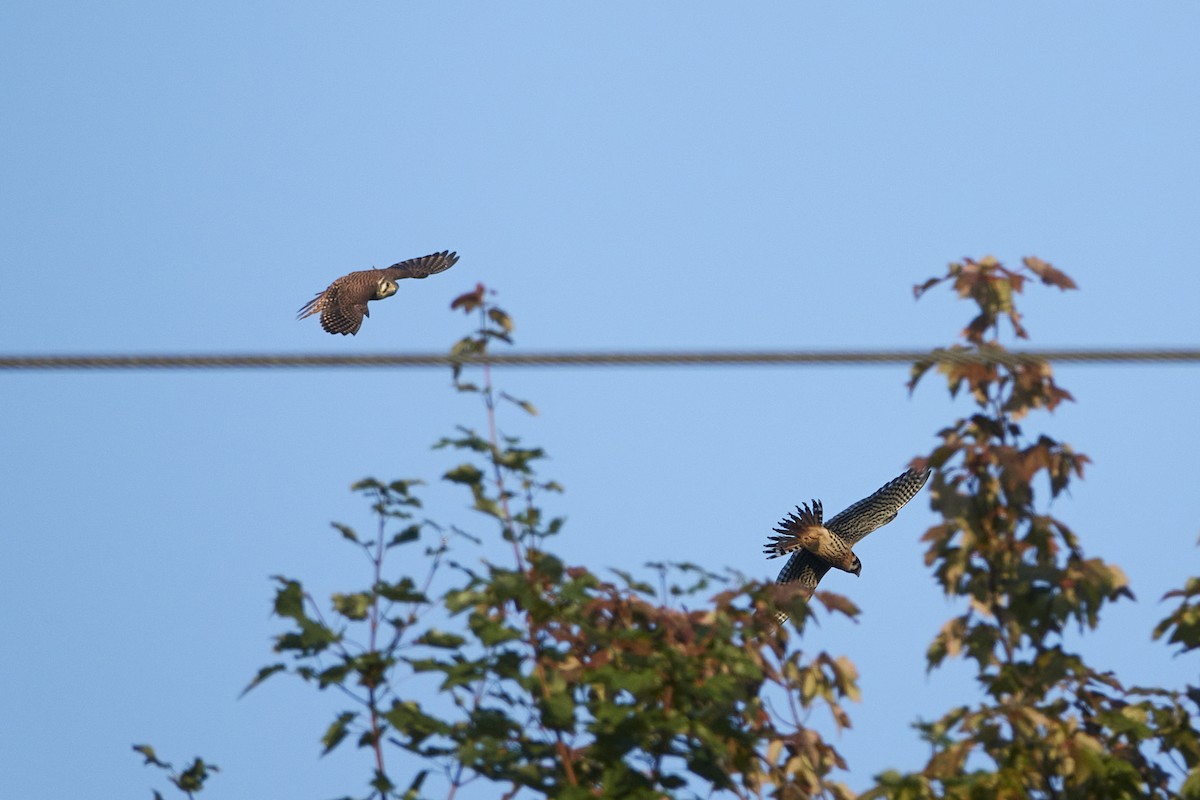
[2,3,1198,797]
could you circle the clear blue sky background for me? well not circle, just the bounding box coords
[2,3,1198,798]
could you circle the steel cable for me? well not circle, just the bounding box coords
[1,348,1198,371]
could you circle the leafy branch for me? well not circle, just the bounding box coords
[241,283,858,799]
[868,256,1199,800]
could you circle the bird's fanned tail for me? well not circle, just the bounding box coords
[763,500,825,559]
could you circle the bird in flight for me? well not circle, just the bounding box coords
[763,467,930,624]
[298,250,459,335]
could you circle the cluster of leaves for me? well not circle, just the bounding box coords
[132,744,217,799]
[866,256,1200,799]
[239,285,861,799]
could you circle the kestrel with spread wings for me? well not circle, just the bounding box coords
[763,467,930,623]
[298,250,459,335]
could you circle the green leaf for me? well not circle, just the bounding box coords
[1181,768,1200,799]
[132,744,168,768]
[492,648,523,679]
[331,522,357,542]
[538,691,576,731]
[610,568,654,595]
[271,577,306,620]
[473,494,502,519]
[316,663,351,689]
[370,769,395,794]
[401,770,429,800]
[388,525,421,547]
[500,391,538,416]
[532,552,564,583]
[332,592,372,621]
[444,588,482,613]
[321,711,357,755]
[487,307,514,333]
[376,577,427,604]
[444,464,484,486]
[449,337,484,358]
[240,663,287,696]
[416,629,467,649]
[384,700,451,746]
[482,328,514,344]
[469,615,522,646]
[172,758,218,792]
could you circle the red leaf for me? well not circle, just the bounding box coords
[450,283,487,313]
[1023,256,1078,290]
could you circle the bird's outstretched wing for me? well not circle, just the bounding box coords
[381,250,459,280]
[825,467,931,546]
[774,548,833,596]
[318,296,368,335]
[766,548,834,626]
[296,280,369,335]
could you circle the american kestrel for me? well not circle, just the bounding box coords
[297,250,459,335]
[763,467,930,621]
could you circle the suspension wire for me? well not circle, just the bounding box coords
[0,348,1198,371]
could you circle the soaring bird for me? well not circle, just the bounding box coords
[298,250,459,335]
[763,467,930,622]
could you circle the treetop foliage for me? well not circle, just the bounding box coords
[139,258,1199,800]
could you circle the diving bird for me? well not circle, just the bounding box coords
[298,250,459,335]
[763,467,931,622]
